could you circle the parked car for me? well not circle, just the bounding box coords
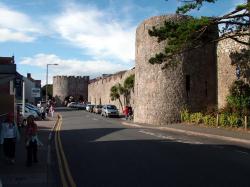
[18,106,39,125]
[93,105,103,114]
[86,104,95,112]
[101,105,119,117]
[76,103,86,110]
[67,102,77,108]
[17,103,41,116]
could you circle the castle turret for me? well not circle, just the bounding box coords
[53,76,89,106]
[134,15,218,125]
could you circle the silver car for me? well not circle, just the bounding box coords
[101,105,119,117]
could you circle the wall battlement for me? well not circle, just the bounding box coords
[53,75,89,105]
[53,75,89,81]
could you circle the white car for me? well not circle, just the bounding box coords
[20,106,39,119]
[101,105,119,117]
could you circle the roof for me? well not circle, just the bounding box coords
[0,57,14,64]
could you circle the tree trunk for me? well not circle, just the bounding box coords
[118,98,123,111]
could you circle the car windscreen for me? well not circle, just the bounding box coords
[107,105,117,110]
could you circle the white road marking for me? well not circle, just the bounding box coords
[139,130,203,144]
[92,118,98,121]
[234,150,249,155]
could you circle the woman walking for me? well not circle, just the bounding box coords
[25,116,39,166]
[0,112,20,164]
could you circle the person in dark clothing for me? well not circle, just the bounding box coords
[25,116,38,166]
[128,106,133,120]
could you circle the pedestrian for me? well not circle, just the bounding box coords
[45,105,49,118]
[0,112,20,164]
[123,106,129,120]
[25,116,39,166]
[128,106,133,120]
[40,106,45,120]
[49,105,54,117]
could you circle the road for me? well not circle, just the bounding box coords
[54,108,250,187]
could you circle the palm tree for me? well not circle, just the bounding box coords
[110,85,123,109]
[122,74,135,105]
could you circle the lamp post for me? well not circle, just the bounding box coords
[46,63,58,105]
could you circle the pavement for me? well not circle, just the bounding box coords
[0,116,57,187]
[121,119,250,148]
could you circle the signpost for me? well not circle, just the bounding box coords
[31,88,41,98]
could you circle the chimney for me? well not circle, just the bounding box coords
[27,73,31,79]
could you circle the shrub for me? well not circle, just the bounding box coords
[190,112,203,124]
[226,80,250,114]
[203,115,216,126]
[219,113,229,127]
[180,108,190,122]
[227,114,242,128]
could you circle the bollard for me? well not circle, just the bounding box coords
[244,116,248,131]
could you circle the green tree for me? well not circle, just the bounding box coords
[123,74,135,105]
[41,84,53,99]
[110,74,135,108]
[226,80,250,114]
[149,0,250,69]
[110,85,123,109]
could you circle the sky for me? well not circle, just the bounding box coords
[0,0,246,85]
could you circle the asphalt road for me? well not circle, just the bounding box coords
[56,108,250,187]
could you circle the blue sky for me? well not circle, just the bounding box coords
[0,0,246,85]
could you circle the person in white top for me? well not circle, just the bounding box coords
[0,112,20,164]
[49,105,54,117]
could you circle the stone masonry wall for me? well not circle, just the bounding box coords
[217,36,249,109]
[53,76,89,105]
[88,69,135,112]
[134,15,218,125]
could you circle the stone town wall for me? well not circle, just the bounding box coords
[134,15,218,125]
[88,69,135,112]
[217,36,249,109]
[53,76,89,105]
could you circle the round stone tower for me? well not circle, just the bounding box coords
[134,15,218,125]
[53,76,89,106]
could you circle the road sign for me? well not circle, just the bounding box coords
[31,88,41,97]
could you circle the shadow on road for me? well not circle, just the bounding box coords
[57,127,250,187]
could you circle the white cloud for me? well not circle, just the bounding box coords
[20,53,132,85]
[0,28,35,42]
[51,5,136,62]
[0,3,42,42]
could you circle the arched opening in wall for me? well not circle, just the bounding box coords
[79,95,84,102]
[205,81,208,97]
[186,75,190,98]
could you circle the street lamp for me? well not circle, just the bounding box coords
[46,63,58,105]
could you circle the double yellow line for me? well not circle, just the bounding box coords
[55,116,76,187]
